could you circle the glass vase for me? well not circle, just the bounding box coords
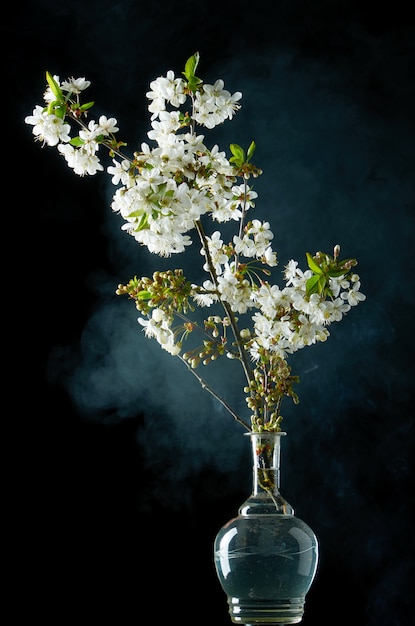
[214,432,318,624]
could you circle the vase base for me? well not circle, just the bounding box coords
[228,597,305,625]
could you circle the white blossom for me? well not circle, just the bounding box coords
[341,280,366,306]
[201,231,228,274]
[97,115,119,135]
[146,70,186,119]
[192,280,219,307]
[25,107,71,146]
[57,144,103,175]
[217,265,254,314]
[61,76,91,94]
[138,308,180,355]
[107,158,132,186]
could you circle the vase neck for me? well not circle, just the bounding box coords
[239,432,294,516]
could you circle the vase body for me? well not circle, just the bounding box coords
[214,432,318,625]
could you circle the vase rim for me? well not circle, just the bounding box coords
[244,431,287,437]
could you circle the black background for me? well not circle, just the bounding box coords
[6,1,415,624]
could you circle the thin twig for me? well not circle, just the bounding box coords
[177,355,251,431]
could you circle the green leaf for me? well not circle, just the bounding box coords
[229,143,245,162]
[246,140,256,162]
[137,290,151,300]
[126,209,145,218]
[318,274,327,293]
[305,274,328,297]
[46,101,66,118]
[327,268,347,277]
[183,52,200,81]
[135,213,149,231]
[79,101,95,112]
[183,52,202,92]
[70,136,84,147]
[46,71,63,100]
[230,143,245,158]
[188,76,202,92]
[306,252,323,275]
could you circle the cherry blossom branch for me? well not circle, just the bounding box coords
[194,219,254,387]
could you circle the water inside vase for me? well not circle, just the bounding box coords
[214,515,318,624]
